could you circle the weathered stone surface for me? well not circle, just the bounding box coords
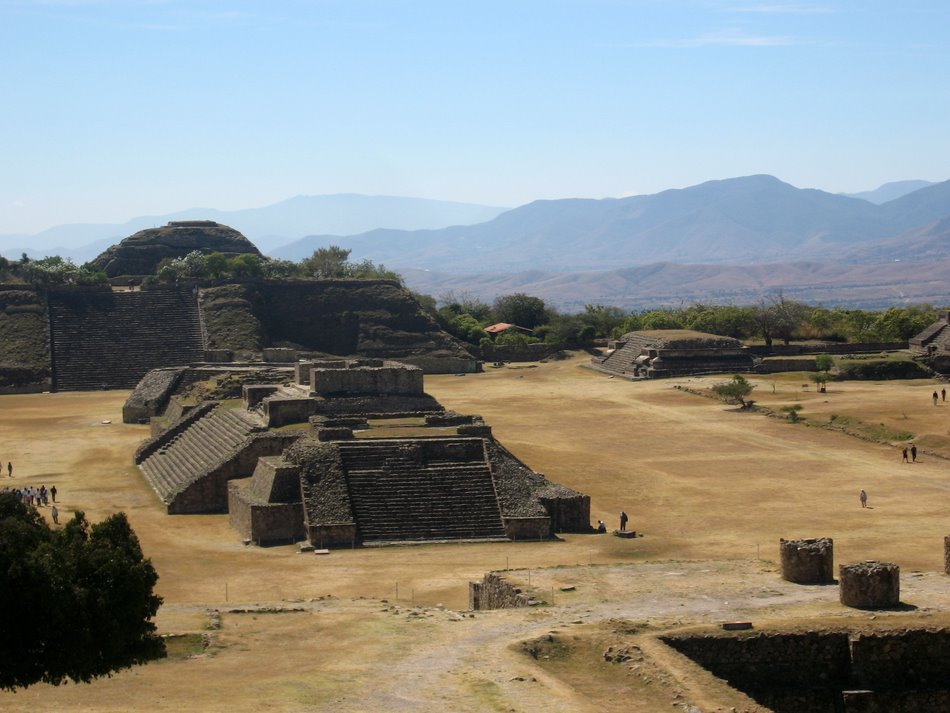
[469,572,533,610]
[839,561,900,608]
[122,367,187,423]
[90,221,261,278]
[780,537,834,584]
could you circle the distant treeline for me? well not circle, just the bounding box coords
[417,292,940,350]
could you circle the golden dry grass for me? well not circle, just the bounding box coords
[3,355,950,711]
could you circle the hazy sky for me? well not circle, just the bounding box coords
[2,0,948,234]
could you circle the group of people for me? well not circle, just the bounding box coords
[595,510,631,533]
[934,388,947,406]
[902,444,919,463]
[1,484,60,523]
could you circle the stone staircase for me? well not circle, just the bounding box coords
[49,289,204,390]
[139,407,258,506]
[337,438,507,543]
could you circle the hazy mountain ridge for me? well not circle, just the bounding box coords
[400,259,950,311]
[843,180,936,204]
[0,194,508,262]
[274,175,950,271]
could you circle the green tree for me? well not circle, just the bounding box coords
[492,293,550,329]
[815,353,835,372]
[639,310,684,331]
[0,494,164,690]
[712,374,755,407]
[299,246,352,278]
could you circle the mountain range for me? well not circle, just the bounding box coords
[3,176,949,310]
[273,175,950,273]
[0,195,507,262]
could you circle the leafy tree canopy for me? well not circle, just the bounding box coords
[492,293,550,329]
[0,495,164,691]
[711,374,755,406]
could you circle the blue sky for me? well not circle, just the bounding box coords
[1,0,948,233]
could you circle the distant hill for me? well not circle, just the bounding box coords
[400,258,950,311]
[274,175,950,272]
[844,180,936,204]
[0,195,507,262]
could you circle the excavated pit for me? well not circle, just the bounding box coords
[662,628,950,712]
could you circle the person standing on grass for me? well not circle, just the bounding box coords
[50,485,57,502]
[934,391,939,406]
[943,388,947,402]
[51,505,59,524]
[619,511,628,531]
[911,444,918,462]
[860,490,868,508]
[902,447,909,463]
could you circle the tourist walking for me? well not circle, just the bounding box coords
[911,444,918,462]
[859,490,868,508]
[7,462,11,478]
[943,388,947,402]
[934,391,939,406]
[902,447,909,463]
[51,505,58,524]
[619,511,628,531]
[50,485,57,502]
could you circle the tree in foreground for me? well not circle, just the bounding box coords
[0,494,164,691]
[711,374,755,407]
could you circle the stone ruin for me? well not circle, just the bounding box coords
[590,329,754,379]
[780,537,835,584]
[839,561,900,609]
[911,309,950,374]
[128,359,591,547]
[1,223,478,394]
[664,625,950,712]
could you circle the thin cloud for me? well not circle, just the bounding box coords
[644,29,802,48]
[728,3,835,13]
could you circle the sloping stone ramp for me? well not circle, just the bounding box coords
[139,406,259,509]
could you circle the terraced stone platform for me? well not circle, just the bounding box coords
[49,288,203,390]
[337,438,507,543]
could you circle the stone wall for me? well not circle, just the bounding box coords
[310,361,423,396]
[839,561,900,609]
[663,627,950,713]
[747,342,907,356]
[123,367,187,423]
[756,358,820,374]
[469,572,534,610]
[227,481,305,545]
[503,517,551,540]
[0,286,50,392]
[780,537,834,584]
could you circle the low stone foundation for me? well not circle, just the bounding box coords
[307,523,359,549]
[839,561,900,609]
[503,517,551,540]
[780,537,834,584]
[469,572,533,610]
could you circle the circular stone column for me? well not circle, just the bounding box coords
[839,561,900,608]
[780,537,834,583]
